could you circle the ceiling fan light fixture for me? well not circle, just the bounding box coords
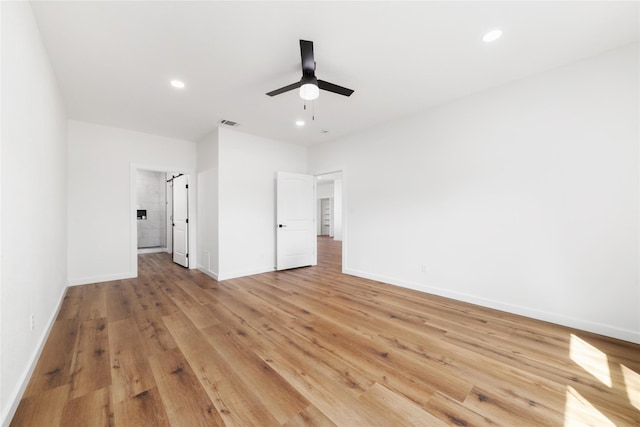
[300,82,319,100]
[266,40,354,99]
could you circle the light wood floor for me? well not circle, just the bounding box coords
[12,237,640,426]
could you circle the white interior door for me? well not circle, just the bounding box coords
[166,177,173,253]
[277,172,316,270]
[172,174,189,267]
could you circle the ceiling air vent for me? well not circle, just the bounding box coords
[219,119,239,127]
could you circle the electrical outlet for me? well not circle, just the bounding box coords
[30,314,35,331]
[421,264,429,273]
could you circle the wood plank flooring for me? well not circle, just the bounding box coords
[12,237,640,426]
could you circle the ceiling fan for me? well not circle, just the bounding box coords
[266,40,354,101]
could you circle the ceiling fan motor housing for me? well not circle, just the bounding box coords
[301,74,317,85]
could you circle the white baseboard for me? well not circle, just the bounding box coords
[137,247,168,254]
[67,271,136,286]
[197,265,219,281]
[343,268,640,345]
[217,266,275,281]
[1,286,68,427]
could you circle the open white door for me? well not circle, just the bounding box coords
[277,172,317,270]
[172,174,189,267]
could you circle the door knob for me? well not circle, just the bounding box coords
[279,224,287,228]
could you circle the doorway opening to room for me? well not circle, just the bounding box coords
[135,169,189,268]
[315,171,344,271]
[136,169,170,254]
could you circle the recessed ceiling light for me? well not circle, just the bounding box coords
[170,79,185,89]
[295,120,305,127]
[482,29,503,43]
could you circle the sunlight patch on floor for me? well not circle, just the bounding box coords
[569,334,612,387]
[564,385,615,427]
[621,364,640,411]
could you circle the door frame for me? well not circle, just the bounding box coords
[130,163,197,277]
[313,169,347,272]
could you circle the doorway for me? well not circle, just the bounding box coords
[319,197,332,236]
[135,170,189,267]
[315,170,344,270]
[136,170,168,253]
[131,165,195,277]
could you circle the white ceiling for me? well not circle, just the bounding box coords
[31,1,639,146]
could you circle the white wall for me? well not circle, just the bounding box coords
[1,2,68,423]
[196,129,219,278]
[67,120,197,285]
[217,127,307,280]
[309,44,640,343]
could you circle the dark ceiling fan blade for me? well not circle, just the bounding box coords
[300,39,315,74]
[318,80,354,97]
[266,81,301,97]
